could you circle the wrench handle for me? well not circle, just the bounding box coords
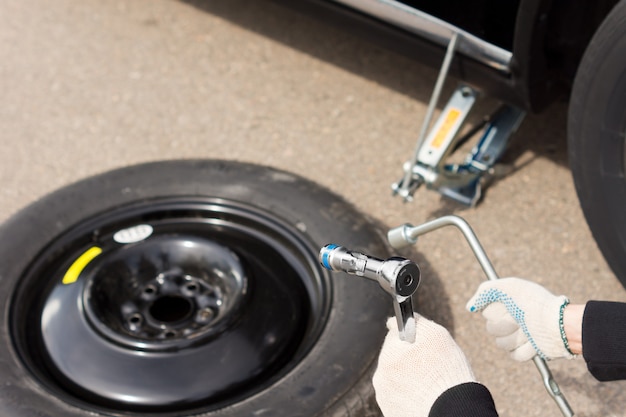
[388,215,575,416]
[393,296,416,343]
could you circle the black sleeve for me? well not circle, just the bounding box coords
[582,300,626,381]
[429,382,498,417]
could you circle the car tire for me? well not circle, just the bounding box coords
[0,159,390,416]
[568,0,626,288]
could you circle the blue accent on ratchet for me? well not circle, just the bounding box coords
[321,244,339,270]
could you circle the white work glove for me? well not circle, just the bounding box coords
[373,314,475,417]
[466,277,575,361]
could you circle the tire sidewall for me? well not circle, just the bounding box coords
[568,0,626,285]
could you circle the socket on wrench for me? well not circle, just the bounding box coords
[319,244,420,343]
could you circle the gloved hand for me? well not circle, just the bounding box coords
[373,314,475,417]
[466,277,575,361]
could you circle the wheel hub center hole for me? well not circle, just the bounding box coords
[149,296,193,323]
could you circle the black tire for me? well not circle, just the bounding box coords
[568,0,626,287]
[0,160,390,416]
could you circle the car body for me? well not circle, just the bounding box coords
[274,0,618,111]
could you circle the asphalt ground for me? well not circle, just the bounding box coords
[1,0,625,416]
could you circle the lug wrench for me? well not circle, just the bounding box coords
[319,215,574,416]
[387,215,574,417]
[319,244,420,343]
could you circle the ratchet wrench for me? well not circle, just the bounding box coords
[319,244,420,343]
[387,215,574,417]
[319,215,574,416]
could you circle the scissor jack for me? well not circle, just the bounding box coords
[392,33,525,206]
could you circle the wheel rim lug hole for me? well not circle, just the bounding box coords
[127,314,144,331]
[142,285,158,299]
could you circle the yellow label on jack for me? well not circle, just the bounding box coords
[62,246,102,284]
[430,108,461,149]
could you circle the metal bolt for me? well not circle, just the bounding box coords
[196,307,215,324]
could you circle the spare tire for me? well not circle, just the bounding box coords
[0,159,390,416]
[568,0,626,288]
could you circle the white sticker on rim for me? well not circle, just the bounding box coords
[113,224,154,244]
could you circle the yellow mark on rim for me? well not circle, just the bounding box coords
[62,246,103,285]
[430,108,462,149]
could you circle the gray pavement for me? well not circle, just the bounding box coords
[1,0,625,415]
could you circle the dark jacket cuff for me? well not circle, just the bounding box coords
[583,300,626,381]
[429,382,498,417]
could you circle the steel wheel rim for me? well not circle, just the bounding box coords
[10,197,331,413]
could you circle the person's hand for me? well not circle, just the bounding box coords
[466,278,576,361]
[373,314,475,417]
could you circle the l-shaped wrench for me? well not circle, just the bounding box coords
[387,215,574,417]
